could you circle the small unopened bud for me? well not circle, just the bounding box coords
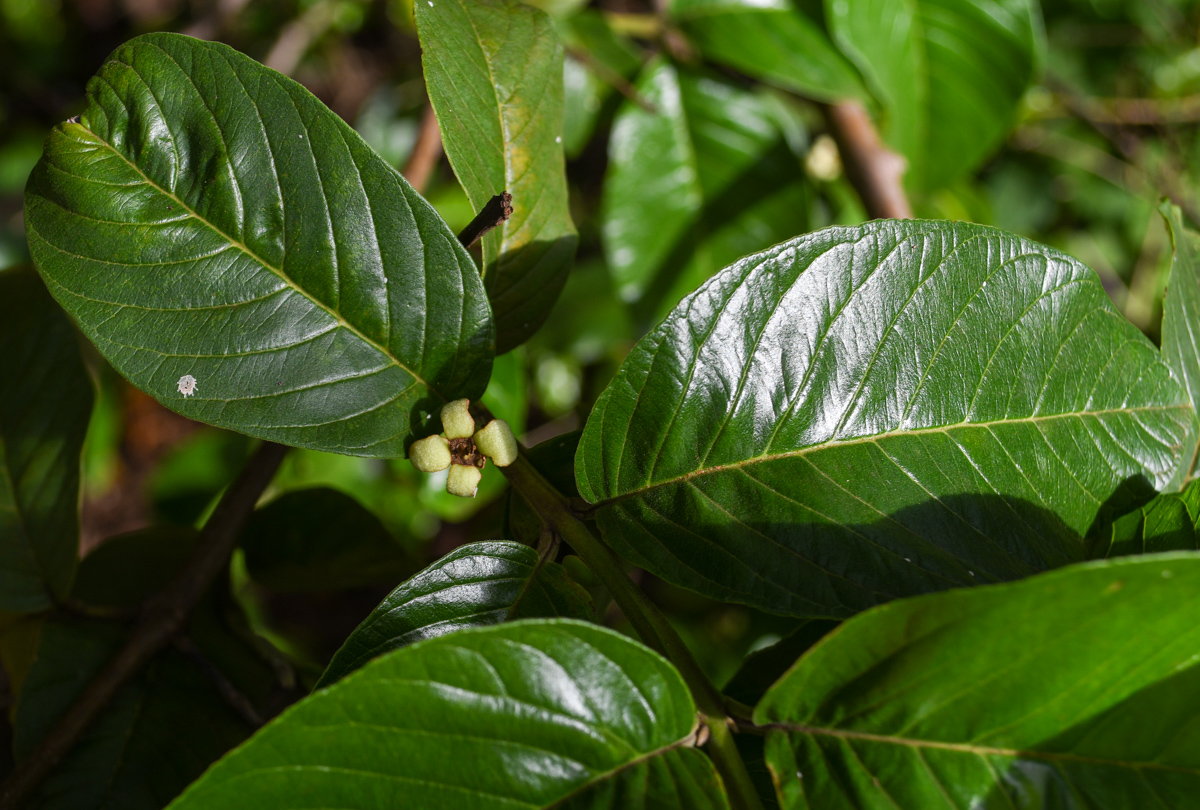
[441,398,475,439]
[409,434,451,472]
[447,463,482,497]
[474,419,518,466]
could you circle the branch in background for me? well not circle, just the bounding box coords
[498,455,766,810]
[402,106,444,195]
[181,0,254,41]
[1048,82,1200,227]
[172,636,263,727]
[1063,93,1200,125]
[0,442,288,810]
[566,47,657,114]
[264,0,339,77]
[824,100,913,220]
[457,192,513,249]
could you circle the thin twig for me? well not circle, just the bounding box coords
[0,442,287,810]
[264,0,338,76]
[824,100,912,220]
[172,636,263,727]
[566,47,656,114]
[402,106,444,194]
[457,192,513,249]
[1060,93,1200,125]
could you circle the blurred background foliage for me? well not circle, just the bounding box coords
[2,0,1198,730]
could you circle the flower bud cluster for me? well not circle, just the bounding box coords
[407,399,518,498]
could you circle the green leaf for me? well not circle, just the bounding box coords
[0,267,91,612]
[416,0,578,353]
[756,554,1200,808]
[171,621,729,809]
[240,487,418,592]
[826,0,1041,189]
[1160,201,1200,486]
[14,528,275,810]
[24,33,493,458]
[1096,479,1200,558]
[316,541,592,688]
[670,0,866,103]
[603,59,812,316]
[577,220,1192,618]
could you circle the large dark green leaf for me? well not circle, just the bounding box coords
[316,541,592,687]
[170,621,728,809]
[14,528,275,810]
[755,554,1200,808]
[1160,201,1200,486]
[25,33,493,457]
[0,267,91,612]
[602,59,811,317]
[577,220,1192,618]
[240,487,418,592]
[1095,479,1200,558]
[826,0,1041,189]
[416,0,578,353]
[671,0,866,103]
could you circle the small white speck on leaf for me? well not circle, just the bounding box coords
[556,136,562,143]
[904,557,911,563]
[177,374,197,397]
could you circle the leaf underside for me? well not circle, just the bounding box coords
[0,268,91,611]
[417,0,578,353]
[577,220,1191,618]
[25,33,493,457]
[755,555,1200,809]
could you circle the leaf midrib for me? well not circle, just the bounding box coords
[592,404,1193,506]
[766,722,1200,775]
[70,122,446,402]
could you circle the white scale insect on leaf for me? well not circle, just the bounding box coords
[177,374,198,397]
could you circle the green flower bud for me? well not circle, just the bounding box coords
[446,463,482,497]
[473,419,518,467]
[441,398,475,439]
[409,434,451,472]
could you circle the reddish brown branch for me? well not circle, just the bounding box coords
[0,442,287,810]
[824,100,912,220]
[403,106,444,195]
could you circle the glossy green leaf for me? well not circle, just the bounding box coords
[577,220,1192,618]
[316,540,592,687]
[171,621,729,809]
[14,528,274,810]
[240,487,418,592]
[24,33,493,457]
[1160,201,1200,487]
[756,554,1200,808]
[671,0,866,103]
[416,0,578,353]
[826,0,1041,189]
[1096,479,1200,558]
[603,59,811,315]
[0,267,91,612]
